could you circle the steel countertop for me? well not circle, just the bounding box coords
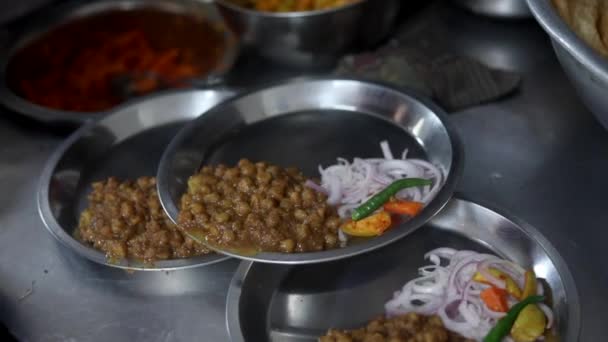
[1,3,606,341]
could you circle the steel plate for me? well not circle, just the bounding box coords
[226,197,580,341]
[37,89,234,270]
[157,78,463,264]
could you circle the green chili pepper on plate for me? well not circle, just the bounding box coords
[351,178,432,221]
[483,295,545,342]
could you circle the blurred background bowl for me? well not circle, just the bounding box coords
[528,0,608,130]
[214,0,401,68]
[0,0,238,126]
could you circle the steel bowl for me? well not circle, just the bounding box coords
[0,0,238,126]
[214,0,401,68]
[528,0,608,130]
[157,78,463,264]
[452,0,530,18]
[226,197,580,341]
[38,89,235,271]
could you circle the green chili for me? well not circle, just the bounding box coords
[351,178,432,221]
[483,295,545,342]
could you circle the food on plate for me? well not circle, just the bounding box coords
[179,159,342,253]
[76,177,212,262]
[228,0,359,12]
[319,313,473,342]
[7,9,227,112]
[350,178,432,221]
[178,141,441,253]
[313,140,442,240]
[552,0,608,57]
[384,248,555,341]
[341,211,393,237]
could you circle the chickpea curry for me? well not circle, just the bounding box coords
[76,177,211,263]
[178,159,342,253]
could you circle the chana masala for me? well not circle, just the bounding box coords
[178,159,342,253]
[319,313,473,342]
[76,177,211,262]
[77,142,439,259]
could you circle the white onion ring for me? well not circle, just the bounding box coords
[380,140,394,159]
[304,180,327,195]
[538,303,554,329]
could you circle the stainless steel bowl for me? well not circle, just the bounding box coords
[38,89,234,271]
[452,0,530,18]
[226,197,580,341]
[0,0,238,126]
[214,0,401,68]
[528,0,608,130]
[157,78,463,264]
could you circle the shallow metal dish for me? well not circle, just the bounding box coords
[37,89,234,271]
[226,197,580,341]
[0,0,238,126]
[214,0,400,68]
[527,0,608,130]
[157,78,463,264]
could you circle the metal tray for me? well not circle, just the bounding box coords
[226,197,580,342]
[157,78,463,264]
[37,89,234,270]
[0,0,238,126]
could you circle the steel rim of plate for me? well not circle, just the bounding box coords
[0,0,238,125]
[527,0,608,85]
[225,196,581,342]
[157,77,464,265]
[37,89,235,271]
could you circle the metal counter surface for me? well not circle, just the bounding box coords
[1,3,606,341]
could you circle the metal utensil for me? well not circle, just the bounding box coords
[37,89,234,271]
[156,78,463,264]
[214,0,401,68]
[527,0,608,130]
[0,0,238,126]
[226,197,580,342]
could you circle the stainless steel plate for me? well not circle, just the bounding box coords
[37,89,234,270]
[157,78,463,264]
[226,197,580,341]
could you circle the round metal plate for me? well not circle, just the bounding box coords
[37,89,234,271]
[157,78,463,264]
[226,197,580,341]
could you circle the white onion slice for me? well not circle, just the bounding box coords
[380,140,394,160]
[538,303,554,329]
[304,180,327,195]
